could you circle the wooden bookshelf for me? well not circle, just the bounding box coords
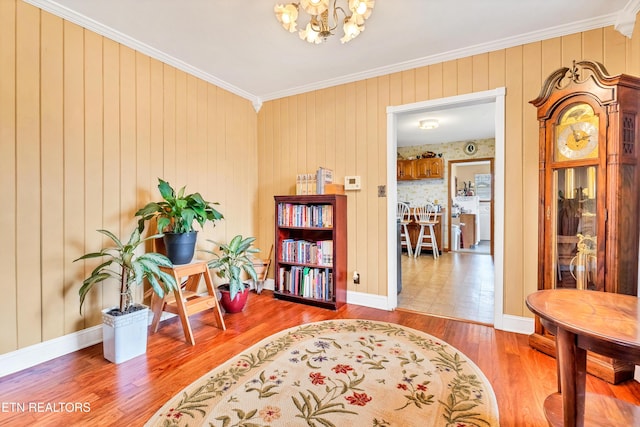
[274,194,347,310]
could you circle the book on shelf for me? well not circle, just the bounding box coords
[279,238,333,266]
[277,203,334,228]
[307,173,317,195]
[296,174,304,195]
[277,265,333,300]
[317,240,333,265]
[295,173,316,195]
[296,168,333,195]
[316,167,333,194]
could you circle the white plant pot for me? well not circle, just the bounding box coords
[102,305,149,364]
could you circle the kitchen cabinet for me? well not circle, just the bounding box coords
[397,160,415,180]
[397,158,443,180]
[414,158,443,179]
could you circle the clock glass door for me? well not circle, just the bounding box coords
[551,166,598,289]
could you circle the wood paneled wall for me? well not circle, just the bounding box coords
[0,1,257,354]
[257,23,640,317]
[4,0,640,356]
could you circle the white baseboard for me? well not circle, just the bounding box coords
[347,290,393,310]
[0,310,180,378]
[0,289,542,379]
[0,325,102,378]
[498,314,535,335]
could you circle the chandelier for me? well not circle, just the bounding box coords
[274,0,375,44]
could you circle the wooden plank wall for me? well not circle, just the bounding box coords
[257,24,640,317]
[3,0,640,356]
[0,1,257,354]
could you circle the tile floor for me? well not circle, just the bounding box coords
[455,239,491,254]
[397,249,495,324]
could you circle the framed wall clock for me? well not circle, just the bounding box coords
[464,142,477,155]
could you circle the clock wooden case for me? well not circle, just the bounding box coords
[529,60,640,384]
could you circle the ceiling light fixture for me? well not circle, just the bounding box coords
[419,119,439,130]
[274,0,375,44]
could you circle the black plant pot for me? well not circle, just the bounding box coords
[163,231,197,265]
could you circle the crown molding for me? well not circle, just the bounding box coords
[22,1,636,106]
[24,0,262,108]
[615,0,640,37]
[259,13,625,101]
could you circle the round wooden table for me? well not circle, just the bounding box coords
[526,289,640,427]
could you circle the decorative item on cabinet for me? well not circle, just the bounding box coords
[529,60,640,384]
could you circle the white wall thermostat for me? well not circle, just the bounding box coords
[344,176,361,190]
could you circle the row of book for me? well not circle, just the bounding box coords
[280,239,333,265]
[277,266,333,301]
[277,203,333,228]
[296,167,333,195]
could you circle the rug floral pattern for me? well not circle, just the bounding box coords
[146,320,499,427]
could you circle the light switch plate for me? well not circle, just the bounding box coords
[344,176,361,190]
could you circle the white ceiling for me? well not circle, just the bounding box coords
[28,0,639,145]
[396,102,496,147]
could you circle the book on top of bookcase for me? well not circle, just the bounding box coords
[316,167,333,194]
[273,194,346,310]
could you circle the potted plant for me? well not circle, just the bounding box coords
[135,178,224,264]
[202,235,259,313]
[74,228,177,364]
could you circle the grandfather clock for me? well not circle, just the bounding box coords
[529,60,640,384]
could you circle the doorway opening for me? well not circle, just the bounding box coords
[449,158,494,256]
[386,88,506,328]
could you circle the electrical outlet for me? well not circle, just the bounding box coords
[353,271,360,284]
[378,185,386,197]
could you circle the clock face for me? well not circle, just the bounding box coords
[555,103,599,161]
[464,142,477,155]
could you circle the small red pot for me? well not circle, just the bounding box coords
[218,284,250,313]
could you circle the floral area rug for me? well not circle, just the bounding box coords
[146,319,499,427]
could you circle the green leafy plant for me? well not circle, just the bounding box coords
[74,228,177,314]
[203,235,260,301]
[135,178,224,234]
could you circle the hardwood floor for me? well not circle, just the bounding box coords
[1,291,639,426]
[398,250,494,324]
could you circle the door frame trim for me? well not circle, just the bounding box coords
[386,87,506,329]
